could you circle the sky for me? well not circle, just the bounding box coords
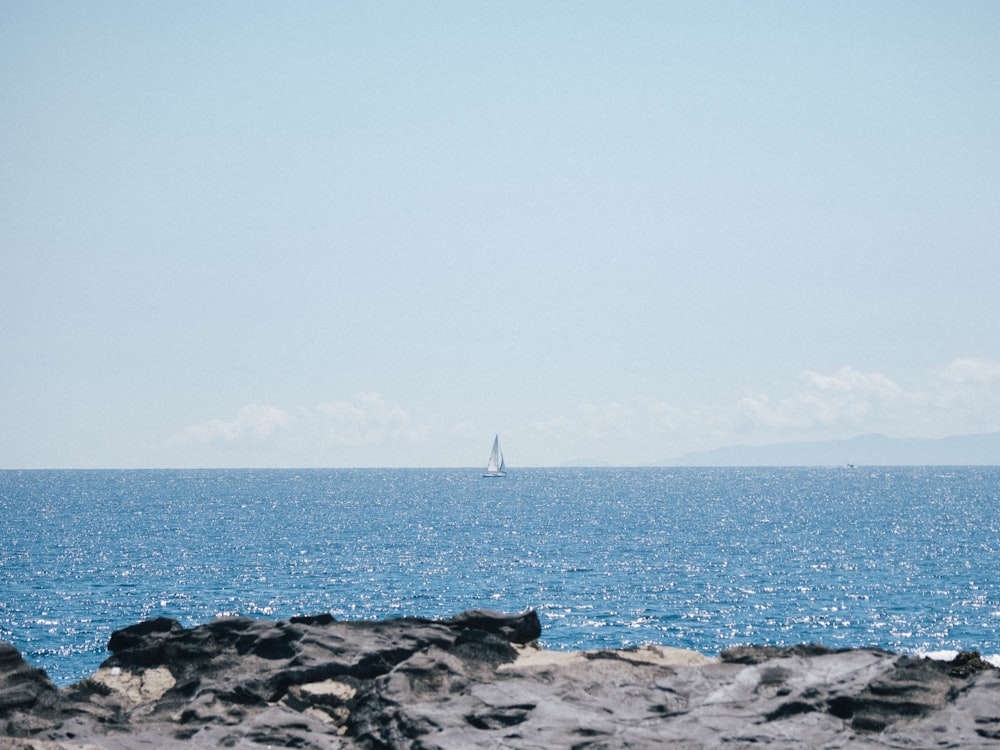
[2,2,999,468]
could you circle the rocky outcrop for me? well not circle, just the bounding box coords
[0,643,60,724]
[1,609,999,749]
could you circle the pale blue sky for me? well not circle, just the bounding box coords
[2,2,999,467]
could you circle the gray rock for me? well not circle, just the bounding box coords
[1,611,998,749]
[0,643,59,718]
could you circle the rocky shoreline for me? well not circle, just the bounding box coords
[2,609,998,749]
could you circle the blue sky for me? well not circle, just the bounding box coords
[2,2,999,468]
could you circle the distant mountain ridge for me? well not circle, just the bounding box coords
[670,431,1000,467]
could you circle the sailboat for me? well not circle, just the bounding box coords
[483,434,507,477]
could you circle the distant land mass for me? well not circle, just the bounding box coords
[669,431,1000,467]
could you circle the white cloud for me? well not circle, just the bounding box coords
[448,420,480,439]
[172,360,1000,466]
[532,415,574,433]
[315,392,430,447]
[941,358,1000,385]
[182,403,295,443]
[578,401,635,439]
[532,402,655,442]
[925,358,1000,435]
[802,367,903,398]
[731,360,1000,442]
[520,399,701,464]
[180,393,430,452]
[650,401,684,430]
[737,367,904,434]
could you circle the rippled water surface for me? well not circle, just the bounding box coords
[2,467,999,684]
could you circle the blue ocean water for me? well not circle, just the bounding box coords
[2,467,999,685]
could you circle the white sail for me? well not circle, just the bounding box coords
[484,434,506,477]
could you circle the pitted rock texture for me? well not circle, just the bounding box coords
[2,610,999,749]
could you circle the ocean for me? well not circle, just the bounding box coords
[2,467,999,685]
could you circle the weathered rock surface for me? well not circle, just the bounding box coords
[2,609,998,749]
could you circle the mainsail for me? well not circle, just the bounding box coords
[484,434,506,477]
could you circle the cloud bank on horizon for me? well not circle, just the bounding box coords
[1,4,998,469]
[167,358,1000,467]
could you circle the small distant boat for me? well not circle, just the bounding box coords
[483,434,507,477]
